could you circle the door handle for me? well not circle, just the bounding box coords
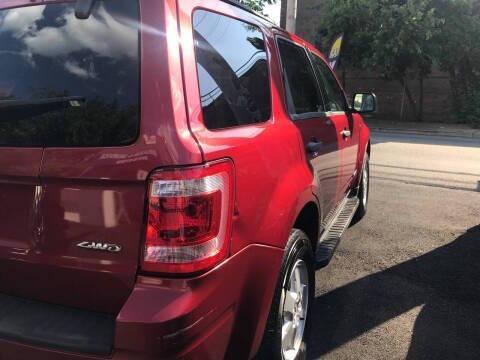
[306,140,323,154]
[341,129,352,138]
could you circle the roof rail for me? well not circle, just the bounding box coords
[220,0,276,25]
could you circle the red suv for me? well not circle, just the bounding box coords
[0,0,373,359]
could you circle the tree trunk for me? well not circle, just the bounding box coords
[418,76,424,122]
[448,66,458,99]
[399,81,406,121]
[398,78,417,121]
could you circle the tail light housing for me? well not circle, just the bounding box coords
[142,159,234,274]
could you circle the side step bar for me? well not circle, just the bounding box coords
[315,194,359,268]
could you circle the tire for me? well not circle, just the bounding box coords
[256,229,314,360]
[353,153,370,223]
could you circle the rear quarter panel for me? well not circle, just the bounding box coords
[177,4,320,356]
[177,0,319,255]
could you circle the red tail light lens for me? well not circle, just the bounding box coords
[142,160,234,274]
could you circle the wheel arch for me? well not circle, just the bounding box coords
[246,167,320,358]
[293,201,320,253]
[354,115,371,188]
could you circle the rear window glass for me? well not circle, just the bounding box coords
[0,1,139,147]
[193,10,271,130]
[277,39,323,115]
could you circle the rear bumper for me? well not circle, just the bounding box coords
[0,244,283,360]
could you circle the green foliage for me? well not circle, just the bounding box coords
[432,0,480,126]
[322,0,480,125]
[239,0,276,13]
[323,0,443,80]
[320,0,374,68]
[458,87,480,128]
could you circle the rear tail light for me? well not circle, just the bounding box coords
[142,160,234,274]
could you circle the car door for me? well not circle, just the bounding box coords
[277,38,343,218]
[310,52,360,196]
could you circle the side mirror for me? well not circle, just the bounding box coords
[352,93,377,114]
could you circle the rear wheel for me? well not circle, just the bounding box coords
[353,154,370,223]
[257,229,314,360]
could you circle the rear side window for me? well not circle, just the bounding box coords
[193,10,271,130]
[0,1,140,147]
[277,39,324,115]
[310,54,347,112]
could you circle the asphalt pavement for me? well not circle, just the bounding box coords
[309,131,480,359]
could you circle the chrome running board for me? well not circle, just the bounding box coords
[315,193,359,269]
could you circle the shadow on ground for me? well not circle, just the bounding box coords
[308,225,480,359]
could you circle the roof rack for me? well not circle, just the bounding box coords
[220,0,276,25]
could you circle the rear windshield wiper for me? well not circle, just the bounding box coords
[75,0,98,20]
[0,96,86,121]
[0,96,85,110]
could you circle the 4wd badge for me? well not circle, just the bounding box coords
[76,241,122,253]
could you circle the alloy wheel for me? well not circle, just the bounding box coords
[362,160,369,207]
[281,259,309,360]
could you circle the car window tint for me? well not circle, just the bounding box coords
[311,54,347,112]
[277,39,324,115]
[193,10,271,130]
[0,1,140,147]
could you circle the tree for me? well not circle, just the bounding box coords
[239,0,276,13]
[322,0,444,122]
[432,0,480,127]
[322,0,480,126]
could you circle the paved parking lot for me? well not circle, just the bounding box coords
[309,132,480,359]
